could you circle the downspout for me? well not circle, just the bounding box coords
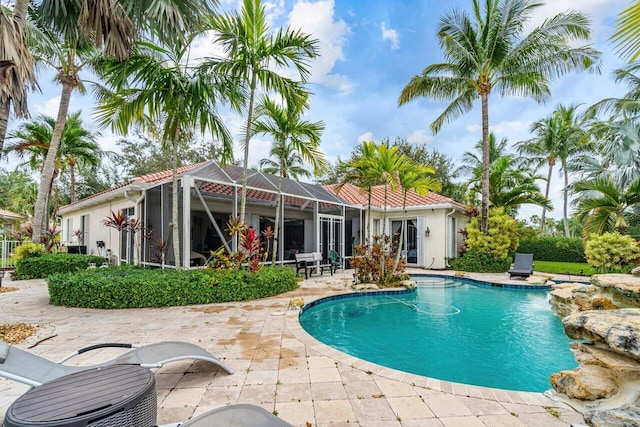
[445,206,456,266]
[124,187,146,265]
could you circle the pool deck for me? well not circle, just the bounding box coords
[0,269,586,426]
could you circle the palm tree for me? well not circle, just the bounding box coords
[252,94,327,264]
[95,37,240,271]
[398,0,601,234]
[516,104,587,235]
[574,174,640,235]
[457,133,510,181]
[0,1,39,156]
[336,141,379,243]
[209,0,319,224]
[392,164,441,273]
[483,155,552,215]
[10,0,217,244]
[611,1,640,62]
[371,144,408,239]
[589,63,640,120]
[6,112,101,221]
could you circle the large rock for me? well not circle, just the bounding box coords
[550,283,598,317]
[632,266,640,277]
[550,365,618,400]
[586,398,640,427]
[591,274,640,302]
[570,342,640,373]
[563,309,640,362]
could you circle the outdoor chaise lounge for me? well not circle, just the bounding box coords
[0,341,233,388]
[508,253,534,279]
[162,404,292,426]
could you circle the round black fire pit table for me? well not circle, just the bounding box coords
[4,364,156,427]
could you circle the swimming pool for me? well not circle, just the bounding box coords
[299,276,577,392]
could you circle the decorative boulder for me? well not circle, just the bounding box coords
[550,365,618,400]
[632,266,640,277]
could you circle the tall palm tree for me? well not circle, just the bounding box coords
[398,0,601,234]
[574,174,640,235]
[336,141,379,243]
[392,164,441,273]
[209,0,319,224]
[13,0,217,244]
[0,1,39,155]
[252,94,327,264]
[95,37,241,271]
[517,104,587,235]
[371,144,408,239]
[6,112,101,220]
[611,0,640,62]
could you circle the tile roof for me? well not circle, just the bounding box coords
[0,209,23,220]
[324,182,465,209]
[132,162,205,185]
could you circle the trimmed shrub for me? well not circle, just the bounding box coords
[454,248,511,273]
[517,237,585,263]
[47,266,298,308]
[13,242,46,262]
[465,207,519,259]
[14,253,106,280]
[585,232,640,273]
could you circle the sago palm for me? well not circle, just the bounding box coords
[252,94,327,264]
[398,0,601,234]
[209,0,319,224]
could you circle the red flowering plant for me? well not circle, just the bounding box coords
[208,218,273,272]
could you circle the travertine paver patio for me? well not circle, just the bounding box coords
[0,269,586,426]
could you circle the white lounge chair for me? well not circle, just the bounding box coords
[0,341,233,388]
[162,404,292,426]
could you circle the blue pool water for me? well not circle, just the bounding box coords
[299,276,577,392]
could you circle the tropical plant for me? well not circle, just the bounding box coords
[208,0,319,224]
[584,232,640,273]
[574,175,640,236]
[16,0,217,245]
[95,36,240,271]
[392,163,441,273]
[335,141,379,242]
[464,207,519,260]
[589,63,640,120]
[611,1,640,62]
[398,0,601,234]
[253,94,327,264]
[517,105,588,235]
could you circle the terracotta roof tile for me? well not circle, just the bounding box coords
[325,182,464,209]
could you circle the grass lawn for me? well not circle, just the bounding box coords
[533,260,597,276]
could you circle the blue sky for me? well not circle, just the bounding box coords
[6,0,633,220]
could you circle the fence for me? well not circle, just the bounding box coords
[1,237,20,269]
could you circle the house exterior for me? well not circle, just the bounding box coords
[326,183,468,270]
[0,209,24,238]
[59,161,468,270]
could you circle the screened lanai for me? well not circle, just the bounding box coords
[137,161,361,268]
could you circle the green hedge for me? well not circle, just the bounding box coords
[14,253,107,280]
[517,237,585,263]
[47,266,298,308]
[454,248,511,273]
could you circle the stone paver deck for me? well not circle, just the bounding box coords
[0,269,585,426]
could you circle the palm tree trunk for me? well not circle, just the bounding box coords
[0,102,9,160]
[70,165,76,203]
[272,173,284,266]
[393,191,408,274]
[239,71,258,225]
[171,144,181,271]
[32,79,75,243]
[480,92,490,234]
[563,165,570,237]
[540,164,553,234]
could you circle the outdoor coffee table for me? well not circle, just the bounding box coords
[3,364,156,427]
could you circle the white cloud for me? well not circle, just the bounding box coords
[357,131,373,143]
[289,0,353,93]
[407,129,433,144]
[34,96,61,115]
[381,22,400,50]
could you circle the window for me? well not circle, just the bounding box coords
[66,218,73,244]
[80,214,89,247]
